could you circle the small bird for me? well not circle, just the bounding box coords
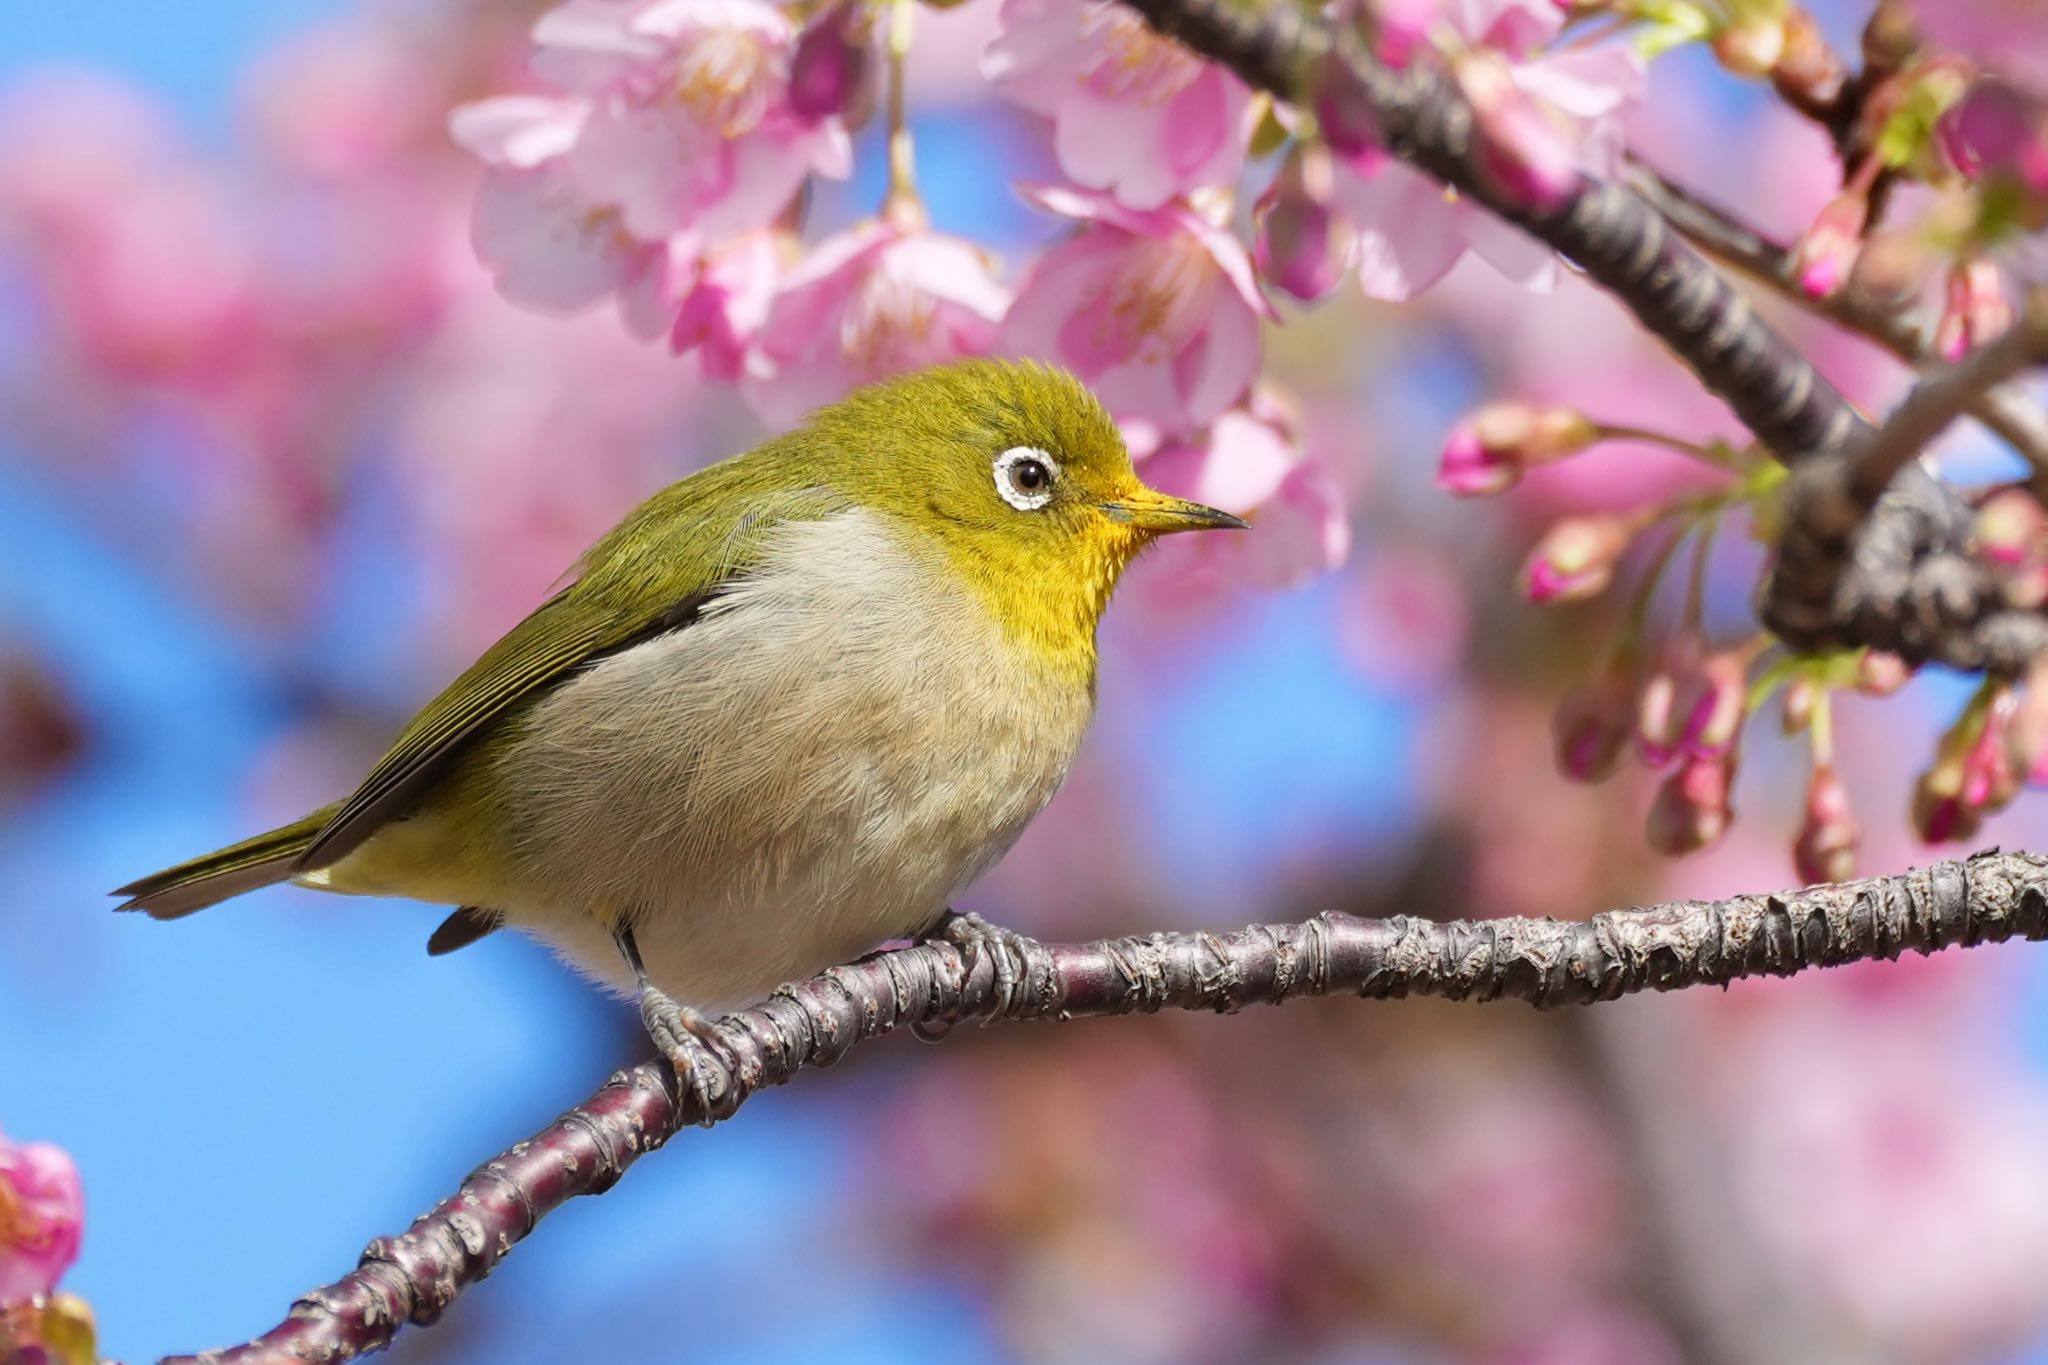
[114,360,1245,1099]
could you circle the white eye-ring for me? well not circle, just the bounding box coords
[993,446,1059,511]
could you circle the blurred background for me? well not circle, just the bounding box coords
[5,1,2048,1361]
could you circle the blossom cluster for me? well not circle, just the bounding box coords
[0,1127,91,1365]
[449,0,1661,589]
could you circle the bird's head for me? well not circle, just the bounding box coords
[807,360,1245,667]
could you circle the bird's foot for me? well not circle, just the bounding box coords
[911,910,1033,1042]
[637,984,738,1124]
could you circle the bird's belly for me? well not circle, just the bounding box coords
[436,513,1093,1007]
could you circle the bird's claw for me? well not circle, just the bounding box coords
[916,910,1030,1037]
[638,986,737,1124]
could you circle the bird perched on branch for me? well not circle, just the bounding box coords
[113,360,1246,1107]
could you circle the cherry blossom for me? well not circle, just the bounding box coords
[981,0,1250,212]
[0,1129,82,1304]
[740,220,1009,427]
[1333,0,1643,301]
[1001,185,1270,439]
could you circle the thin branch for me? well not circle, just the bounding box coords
[1107,0,2045,674]
[174,851,2048,1364]
[1626,162,2048,474]
[1768,291,2048,672]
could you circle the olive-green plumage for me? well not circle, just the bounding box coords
[115,360,1244,1011]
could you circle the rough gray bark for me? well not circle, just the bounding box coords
[174,851,2048,1364]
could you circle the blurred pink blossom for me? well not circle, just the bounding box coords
[982,0,1251,211]
[451,0,851,329]
[0,1129,83,1304]
[1333,0,1642,301]
[668,229,785,379]
[741,220,1009,428]
[1002,185,1270,437]
[1140,404,1350,591]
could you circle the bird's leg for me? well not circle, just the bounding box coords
[911,909,1033,1041]
[612,923,734,1121]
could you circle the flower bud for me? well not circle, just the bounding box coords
[1772,9,1847,106]
[0,1294,97,1365]
[1938,78,2048,193]
[1646,749,1736,855]
[1521,514,1634,604]
[1454,50,1579,212]
[1681,649,1749,756]
[1962,691,2022,812]
[1793,762,1859,884]
[1713,16,1786,79]
[1255,145,1348,303]
[2011,667,2048,788]
[1935,257,2013,361]
[1553,658,1636,783]
[1438,402,1596,497]
[1975,488,2046,567]
[1912,752,1980,844]
[1310,52,1383,161]
[788,1,872,122]
[1792,191,1868,299]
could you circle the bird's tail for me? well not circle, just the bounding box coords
[112,803,339,920]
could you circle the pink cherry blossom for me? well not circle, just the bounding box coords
[0,1128,83,1303]
[1334,0,1643,301]
[1002,186,1270,436]
[451,0,851,331]
[982,0,1251,212]
[669,229,785,380]
[1138,404,1350,590]
[741,221,1009,428]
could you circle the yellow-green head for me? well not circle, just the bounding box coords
[788,359,1245,664]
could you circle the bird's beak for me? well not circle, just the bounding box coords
[1099,489,1250,535]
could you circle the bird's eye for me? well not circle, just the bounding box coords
[993,447,1059,511]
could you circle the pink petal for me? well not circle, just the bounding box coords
[472,167,648,313]
[1341,162,1468,301]
[448,96,588,168]
[1461,205,1559,291]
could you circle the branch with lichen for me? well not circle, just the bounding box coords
[172,850,2048,1365]
[1112,0,2048,674]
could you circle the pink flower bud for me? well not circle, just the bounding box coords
[1792,192,1867,299]
[1454,51,1580,213]
[1680,650,1749,756]
[0,1129,83,1303]
[1793,763,1859,885]
[1254,146,1348,303]
[1646,749,1737,855]
[1912,753,1980,844]
[1962,691,2022,811]
[2012,669,2048,787]
[1713,17,1786,79]
[1438,402,1596,497]
[1521,514,1634,604]
[1939,78,2048,193]
[788,1,872,122]
[1854,650,1911,696]
[1845,230,1929,309]
[1935,257,2013,361]
[1553,658,1636,783]
[1636,632,1704,765]
[1975,488,2046,567]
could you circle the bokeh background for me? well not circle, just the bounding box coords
[5,2,2048,1361]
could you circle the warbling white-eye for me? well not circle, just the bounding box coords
[114,360,1246,1098]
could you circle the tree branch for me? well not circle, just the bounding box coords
[1109,0,2047,673]
[175,851,2048,1364]
[1626,162,2048,475]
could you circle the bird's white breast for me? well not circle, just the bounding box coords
[478,507,1093,1006]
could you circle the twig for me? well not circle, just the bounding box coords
[1767,292,2048,672]
[173,851,2048,1364]
[1627,163,2048,474]
[1105,0,2047,672]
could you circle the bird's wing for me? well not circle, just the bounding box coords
[294,470,845,872]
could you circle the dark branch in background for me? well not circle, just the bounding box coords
[174,852,2048,1364]
[1111,0,2048,673]
[1627,163,2048,475]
